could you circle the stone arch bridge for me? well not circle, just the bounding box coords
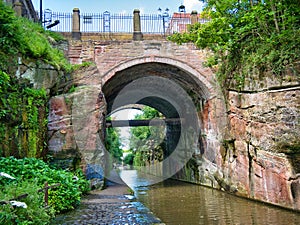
[60,33,227,181]
[46,31,300,211]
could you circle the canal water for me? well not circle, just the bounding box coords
[119,169,300,225]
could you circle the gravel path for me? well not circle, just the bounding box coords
[53,172,164,225]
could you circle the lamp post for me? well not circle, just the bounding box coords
[158,7,169,37]
[39,0,43,24]
[39,0,59,29]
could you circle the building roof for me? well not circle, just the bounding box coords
[171,12,193,19]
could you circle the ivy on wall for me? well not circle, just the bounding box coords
[0,2,71,158]
[0,71,48,158]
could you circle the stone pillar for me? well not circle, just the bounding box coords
[13,0,22,17]
[191,10,198,25]
[133,9,143,41]
[72,8,81,40]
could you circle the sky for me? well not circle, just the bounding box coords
[32,0,205,14]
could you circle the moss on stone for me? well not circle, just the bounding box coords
[277,141,300,155]
[277,140,300,173]
[221,138,236,163]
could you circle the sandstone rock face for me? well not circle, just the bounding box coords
[48,65,107,189]
[225,86,300,210]
[0,58,64,158]
[19,59,64,94]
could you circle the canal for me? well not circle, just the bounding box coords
[120,169,300,225]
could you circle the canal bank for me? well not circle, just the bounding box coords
[53,170,163,225]
[53,169,300,225]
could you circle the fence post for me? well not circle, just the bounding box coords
[191,10,198,25]
[44,182,48,207]
[13,0,22,17]
[133,9,143,41]
[72,8,81,40]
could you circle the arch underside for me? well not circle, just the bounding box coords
[102,59,212,161]
[103,62,211,117]
[102,60,215,179]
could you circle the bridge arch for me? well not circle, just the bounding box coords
[102,56,226,181]
[102,56,216,101]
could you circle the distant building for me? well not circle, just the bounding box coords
[167,12,209,34]
[168,12,193,34]
[3,0,38,22]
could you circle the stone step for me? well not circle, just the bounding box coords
[68,46,82,58]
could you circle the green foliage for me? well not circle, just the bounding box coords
[0,71,10,119]
[0,2,22,68]
[130,107,165,167]
[0,157,90,214]
[123,153,134,166]
[0,180,53,225]
[71,61,96,72]
[0,2,72,157]
[105,125,123,163]
[0,75,48,157]
[169,0,300,89]
[277,140,300,155]
[133,150,144,167]
[0,1,70,72]
[135,106,162,119]
[68,85,76,93]
[130,107,163,151]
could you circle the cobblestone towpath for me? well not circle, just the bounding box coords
[53,171,164,225]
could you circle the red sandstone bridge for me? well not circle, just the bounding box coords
[44,7,300,212]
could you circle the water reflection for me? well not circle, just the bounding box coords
[119,169,163,191]
[120,170,300,225]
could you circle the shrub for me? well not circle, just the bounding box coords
[0,157,90,214]
[0,180,53,225]
[168,1,300,89]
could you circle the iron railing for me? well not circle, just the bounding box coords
[80,12,134,33]
[42,11,209,34]
[140,14,166,34]
[47,11,72,32]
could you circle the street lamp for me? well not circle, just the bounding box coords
[158,8,170,37]
[39,0,43,24]
[39,0,59,29]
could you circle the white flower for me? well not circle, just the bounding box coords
[0,172,16,180]
[9,201,27,208]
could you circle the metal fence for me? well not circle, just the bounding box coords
[46,11,72,32]
[140,14,166,34]
[80,12,134,33]
[42,11,208,34]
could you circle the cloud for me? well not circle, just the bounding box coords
[183,0,204,12]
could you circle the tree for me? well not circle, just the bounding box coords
[129,106,165,167]
[170,0,300,90]
[105,126,123,163]
[130,106,162,151]
[123,153,134,166]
